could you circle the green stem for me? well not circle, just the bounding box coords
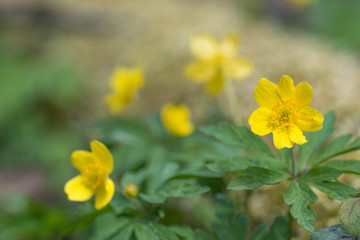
[243,190,253,240]
[287,212,293,240]
[225,76,241,124]
[290,147,298,181]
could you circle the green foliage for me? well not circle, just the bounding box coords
[309,224,357,240]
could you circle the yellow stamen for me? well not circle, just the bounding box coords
[270,99,300,128]
[82,162,106,189]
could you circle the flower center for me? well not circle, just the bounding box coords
[82,162,106,189]
[270,99,300,128]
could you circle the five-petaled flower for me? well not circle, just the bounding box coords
[161,103,194,137]
[106,67,144,114]
[64,140,115,210]
[249,75,324,149]
[185,34,253,95]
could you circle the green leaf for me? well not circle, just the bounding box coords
[170,225,196,239]
[112,224,134,240]
[83,212,131,240]
[309,224,356,240]
[310,181,357,201]
[134,223,160,240]
[283,181,318,232]
[110,192,133,215]
[194,229,217,240]
[324,160,360,175]
[268,214,291,239]
[212,214,247,240]
[206,156,254,173]
[200,122,275,158]
[300,166,341,182]
[140,180,210,204]
[311,134,360,167]
[299,111,335,169]
[249,224,268,240]
[228,167,289,190]
[149,223,179,240]
[169,168,223,179]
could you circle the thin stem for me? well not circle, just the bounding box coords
[243,190,253,240]
[290,147,297,181]
[225,76,242,124]
[286,212,293,240]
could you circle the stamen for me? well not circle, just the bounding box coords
[270,99,300,128]
[82,162,106,189]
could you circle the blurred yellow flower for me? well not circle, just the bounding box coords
[248,75,324,149]
[185,34,253,95]
[106,67,144,114]
[125,183,138,197]
[64,140,115,210]
[161,103,194,137]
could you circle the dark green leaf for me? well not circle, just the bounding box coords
[228,167,289,190]
[194,229,217,240]
[283,181,318,232]
[311,135,360,167]
[110,192,133,215]
[309,224,356,240]
[249,224,268,240]
[134,223,160,240]
[268,214,291,240]
[149,223,179,240]
[310,181,357,201]
[212,214,247,240]
[299,112,335,169]
[112,224,134,240]
[170,225,195,239]
[324,160,360,175]
[200,122,275,158]
[83,212,130,240]
[206,156,254,173]
[300,166,341,182]
[169,168,223,179]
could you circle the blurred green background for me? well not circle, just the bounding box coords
[1,0,360,239]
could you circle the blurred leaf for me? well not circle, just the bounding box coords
[112,224,134,240]
[300,166,341,182]
[324,160,360,175]
[299,112,335,169]
[268,214,291,239]
[200,122,275,158]
[228,167,289,190]
[309,224,356,240]
[110,192,133,215]
[149,223,179,240]
[310,181,357,201]
[83,212,130,240]
[134,223,159,240]
[249,224,268,240]
[283,181,318,232]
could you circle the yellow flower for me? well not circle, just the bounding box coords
[64,140,115,210]
[105,67,144,114]
[161,103,194,137]
[185,34,253,95]
[248,75,324,149]
[124,183,138,197]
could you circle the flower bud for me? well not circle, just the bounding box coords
[125,183,138,197]
[339,197,360,236]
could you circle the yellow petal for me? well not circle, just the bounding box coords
[64,175,94,201]
[161,103,195,137]
[297,107,324,132]
[277,75,295,100]
[295,82,313,108]
[105,94,127,114]
[223,58,253,80]
[185,61,215,83]
[248,108,273,136]
[90,140,113,174]
[288,125,307,145]
[71,150,95,173]
[219,34,239,58]
[95,178,115,210]
[206,70,224,95]
[110,68,144,91]
[254,78,281,109]
[273,127,294,149]
[190,34,217,60]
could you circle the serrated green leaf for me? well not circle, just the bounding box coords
[228,167,289,190]
[299,112,335,169]
[300,166,341,182]
[309,224,356,240]
[283,181,318,232]
[311,135,360,167]
[249,224,268,240]
[112,224,134,240]
[83,213,131,240]
[140,180,210,204]
[200,122,275,158]
[310,181,357,201]
[170,225,195,239]
[206,156,254,173]
[323,160,360,175]
[268,214,291,240]
[134,223,160,240]
[149,223,179,240]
